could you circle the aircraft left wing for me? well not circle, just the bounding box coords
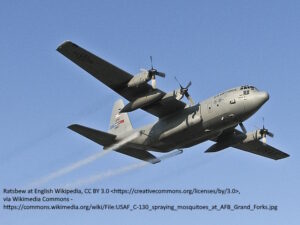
[57,41,186,118]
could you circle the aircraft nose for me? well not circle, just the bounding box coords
[242,91,270,119]
[257,91,269,106]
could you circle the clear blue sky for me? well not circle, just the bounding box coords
[1,1,299,224]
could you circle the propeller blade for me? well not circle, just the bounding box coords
[150,56,153,69]
[156,71,166,77]
[260,117,274,138]
[186,81,192,89]
[174,77,194,106]
[148,56,165,81]
[174,76,182,87]
[239,123,247,134]
[267,131,274,138]
[184,89,195,106]
[187,95,195,106]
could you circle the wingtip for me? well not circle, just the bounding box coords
[56,40,77,51]
[283,153,290,159]
[67,124,78,130]
[275,153,290,160]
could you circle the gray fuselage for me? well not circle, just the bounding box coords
[118,85,269,152]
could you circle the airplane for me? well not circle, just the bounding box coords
[57,40,289,164]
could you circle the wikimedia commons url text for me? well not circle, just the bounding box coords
[2,188,278,212]
[3,204,277,211]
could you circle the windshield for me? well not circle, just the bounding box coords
[240,85,259,91]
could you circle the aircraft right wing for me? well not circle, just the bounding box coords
[57,41,186,118]
[232,141,289,160]
[207,128,289,160]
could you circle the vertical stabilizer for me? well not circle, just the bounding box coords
[108,99,133,135]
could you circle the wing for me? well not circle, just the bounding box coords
[233,141,289,160]
[207,128,289,160]
[116,147,160,164]
[57,41,186,118]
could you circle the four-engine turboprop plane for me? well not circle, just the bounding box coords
[57,41,289,164]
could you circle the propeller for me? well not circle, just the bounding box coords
[148,56,165,89]
[174,76,195,106]
[259,117,274,144]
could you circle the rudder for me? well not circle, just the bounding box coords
[108,99,133,135]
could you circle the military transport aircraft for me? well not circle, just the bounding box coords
[57,41,289,164]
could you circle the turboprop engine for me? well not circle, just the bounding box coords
[120,91,164,113]
[205,127,274,153]
[127,56,165,89]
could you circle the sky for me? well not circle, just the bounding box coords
[0,0,299,224]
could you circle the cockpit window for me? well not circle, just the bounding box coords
[240,85,258,91]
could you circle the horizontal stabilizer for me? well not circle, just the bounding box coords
[68,124,116,147]
[116,147,160,164]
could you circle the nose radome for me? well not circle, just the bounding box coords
[241,90,269,119]
[259,91,269,104]
[262,91,269,101]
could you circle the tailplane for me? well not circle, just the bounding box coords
[68,124,116,147]
[108,99,133,135]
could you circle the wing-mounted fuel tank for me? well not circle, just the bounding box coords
[120,91,164,113]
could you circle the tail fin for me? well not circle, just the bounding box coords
[108,99,133,135]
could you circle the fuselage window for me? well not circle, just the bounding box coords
[243,90,249,95]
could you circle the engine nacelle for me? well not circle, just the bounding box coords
[120,91,164,113]
[205,129,264,153]
[242,130,263,144]
[127,70,150,88]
